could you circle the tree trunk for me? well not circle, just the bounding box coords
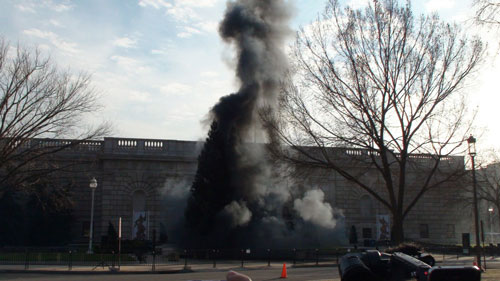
[391,213,405,244]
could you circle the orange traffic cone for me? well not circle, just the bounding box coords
[281,263,287,278]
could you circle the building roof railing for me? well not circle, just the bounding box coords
[3,137,464,166]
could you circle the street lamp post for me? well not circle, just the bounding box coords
[467,135,481,268]
[87,177,98,254]
[489,207,494,244]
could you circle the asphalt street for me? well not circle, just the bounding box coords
[0,266,339,281]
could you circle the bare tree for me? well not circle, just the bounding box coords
[0,38,109,195]
[474,0,500,26]
[262,0,483,243]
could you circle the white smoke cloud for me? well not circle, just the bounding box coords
[223,201,252,227]
[293,189,338,229]
[161,177,190,199]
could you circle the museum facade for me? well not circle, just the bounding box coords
[19,137,471,246]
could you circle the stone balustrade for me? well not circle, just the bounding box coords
[102,137,201,158]
[5,137,463,167]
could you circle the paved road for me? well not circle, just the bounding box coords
[0,266,339,281]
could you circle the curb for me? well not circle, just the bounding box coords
[0,265,278,275]
[292,264,337,268]
[0,268,193,275]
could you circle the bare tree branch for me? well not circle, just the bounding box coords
[474,0,500,27]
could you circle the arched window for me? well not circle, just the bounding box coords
[360,195,373,217]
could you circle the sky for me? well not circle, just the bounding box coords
[0,0,498,151]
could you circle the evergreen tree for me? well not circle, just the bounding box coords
[0,191,25,246]
[26,182,74,246]
[185,121,236,237]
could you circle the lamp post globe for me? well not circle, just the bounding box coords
[90,177,97,189]
[467,135,476,156]
[87,177,98,254]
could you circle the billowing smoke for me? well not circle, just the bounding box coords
[223,201,252,227]
[182,0,344,249]
[293,190,340,229]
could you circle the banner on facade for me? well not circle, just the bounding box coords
[133,211,148,240]
[376,214,391,240]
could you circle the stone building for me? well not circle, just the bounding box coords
[22,137,467,246]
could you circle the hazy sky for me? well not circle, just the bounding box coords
[0,0,498,150]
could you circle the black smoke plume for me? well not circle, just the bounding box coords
[183,0,343,249]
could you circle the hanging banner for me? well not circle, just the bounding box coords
[118,217,122,238]
[376,214,391,240]
[133,211,148,240]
